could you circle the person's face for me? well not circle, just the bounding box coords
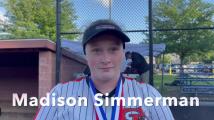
[85,33,124,82]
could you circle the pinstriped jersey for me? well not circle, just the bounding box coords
[35,76,174,120]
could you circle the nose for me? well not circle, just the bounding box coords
[100,51,111,64]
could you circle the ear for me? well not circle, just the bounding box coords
[122,50,125,59]
[84,51,89,64]
[85,55,89,64]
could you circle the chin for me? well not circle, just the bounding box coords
[96,72,116,81]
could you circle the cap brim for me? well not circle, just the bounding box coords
[84,29,130,45]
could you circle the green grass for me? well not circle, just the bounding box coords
[154,74,177,88]
[153,74,214,99]
[153,74,179,96]
[192,81,214,86]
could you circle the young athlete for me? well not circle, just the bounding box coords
[35,20,174,120]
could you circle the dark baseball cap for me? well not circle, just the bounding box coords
[82,20,130,53]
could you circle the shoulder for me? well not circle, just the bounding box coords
[123,75,144,84]
[49,77,86,95]
[123,75,143,84]
[61,76,86,85]
[140,83,162,97]
[123,75,145,90]
[123,75,162,97]
[124,76,135,81]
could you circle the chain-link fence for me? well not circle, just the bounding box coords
[152,0,214,59]
[61,0,149,45]
[152,0,214,99]
[49,6,214,120]
[60,0,214,87]
[59,0,153,85]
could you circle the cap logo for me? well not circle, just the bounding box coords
[95,24,116,30]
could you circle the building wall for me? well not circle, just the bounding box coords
[0,52,38,101]
[38,50,86,98]
[0,52,38,120]
[38,51,56,98]
[0,40,87,119]
[0,67,38,101]
[61,55,86,83]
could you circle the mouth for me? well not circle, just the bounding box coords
[99,67,113,71]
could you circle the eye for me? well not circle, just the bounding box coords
[92,48,101,53]
[110,47,119,52]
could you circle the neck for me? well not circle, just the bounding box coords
[91,74,120,94]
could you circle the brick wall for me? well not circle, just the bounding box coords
[0,40,87,119]
[0,52,38,101]
[38,50,87,98]
[61,55,86,83]
[38,51,56,98]
[0,67,38,101]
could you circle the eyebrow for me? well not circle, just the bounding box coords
[89,42,122,49]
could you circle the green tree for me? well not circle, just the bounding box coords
[200,50,214,63]
[156,54,172,64]
[183,51,214,64]
[152,0,214,65]
[4,0,77,41]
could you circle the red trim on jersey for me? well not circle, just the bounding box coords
[93,105,99,120]
[73,77,85,82]
[95,111,99,120]
[33,107,41,120]
[61,80,70,84]
[61,77,85,84]
[124,76,134,81]
[139,81,144,84]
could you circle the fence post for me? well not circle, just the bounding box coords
[56,0,61,84]
[148,0,154,86]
